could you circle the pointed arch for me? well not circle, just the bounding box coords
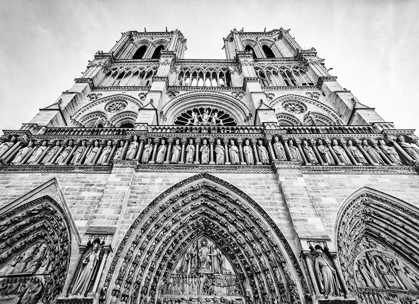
[0,178,77,303]
[102,173,308,304]
[335,187,419,302]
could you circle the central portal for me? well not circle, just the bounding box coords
[161,237,243,302]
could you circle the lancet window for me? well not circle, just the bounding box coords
[262,45,275,58]
[255,66,314,87]
[100,66,156,87]
[132,45,147,59]
[244,45,257,59]
[176,68,232,87]
[151,45,165,59]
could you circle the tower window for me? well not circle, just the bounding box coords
[133,45,147,59]
[151,45,165,59]
[244,45,257,59]
[262,45,275,58]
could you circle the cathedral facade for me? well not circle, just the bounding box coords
[0,28,418,304]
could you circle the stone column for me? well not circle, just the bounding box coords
[91,246,111,294]
[120,139,130,160]
[194,138,201,164]
[21,142,38,164]
[92,141,105,165]
[0,140,22,162]
[105,141,118,164]
[149,138,159,164]
[135,138,145,161]
[209,138,215,165]
[251,139,261,164]
[35,141,53,165]
[224,138,231,164]
[325,138,340,165]
[309,139,322,164]
[331,254,349,297]
[180,138,187,164]
[295,138,309,165]
[302,252,320,295]
[49,143,64,164]
[81,141,93,165]
[267,138,277,161]
[388,136,415,164]
[164,138,173,164]
[64,143,78,165]
[282,138,292,161]
[238,138,246,165]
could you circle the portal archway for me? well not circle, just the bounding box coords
[102,173,308,304]
[335,187,419,303]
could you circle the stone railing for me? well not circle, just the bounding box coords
[0,126,418,172]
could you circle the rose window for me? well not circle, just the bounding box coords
[105,101,127,113]
[174,107,237,126]
[282,100,307,114]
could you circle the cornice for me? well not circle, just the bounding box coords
[316,76,338,89]
[168,85,243,92]
[95,85,151,91]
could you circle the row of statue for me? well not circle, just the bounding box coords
[0,277,44,304]
[1,134,418,167]
[161,297,244,304]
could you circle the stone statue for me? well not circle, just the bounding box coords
[72,239,102,296]
[171,139,181,164]
[257,139,269,164]
[243,139,254,165]
[113,141,124,160]
[288,139,302,161]
[229,140,239,165]
[273,136,286,160]
[313,245,340,298]
[71,140,86,165]
[20,277,43,304]
[188,111,200,126]
[24,243,48,274]
[347,140,368,165]
[0,136,16,157]
[126,136,139,160]
[41,141,61,165]
[357,260,374,287]
[97,140,112,164]
[200,139,209,164]
[378,139,402,165]
[211,112,218,125]
[201,109,211,125]
[362,139,384,165]
[302,139,318,164]
[185,139,195,164]
[11,141,33,165]
[398,135,419,160]
[215,139,225,164]
[142,138,153,164]
[156,139,167,164]
[331,139,351,165]
[212,248,225,274]
[55,140,73,164]
[198,238,212,271]
[85,141,100,165]
[27,141,48,164]
[317,139,335,165]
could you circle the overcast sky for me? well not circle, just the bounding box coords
[0,0,418,131]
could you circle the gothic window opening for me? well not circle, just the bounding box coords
[152,45,165,59]
[120,122,134,128]
[133,45,147,59]
[174,107,237,126]
[263,45,275,58]
[245,45,257,59]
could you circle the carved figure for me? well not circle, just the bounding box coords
[188,111,200,126]
[273,136,286,160]
[378,139,402,165]
[113,141,124,160]
[243,139,254,165]
[55,140,73,164]
[156,139,167,164]
[72,239,102,296]
[317,139,335,165]
[126,136,139,160]
[185,139,195,164]
[11,141,33,164]
[212,248,225,274]
[398,135,419,160]
[257,140,269,164]
[201,109,211,125]
[229,140,239,165]
[171,139,181,164]
[347,140,368,165]
[97,140,112,164]
[211,112,218,125]
[331,139,351,165]
[20,278,43,304]
[27,141,47,164]
[198,239,212,271]
[25,243,48,274]
[85,141,100,165]
[373,255,399,289]
[142,138,153,164]
[200,139,209,164]
[71,140,86,165]
[357,260,374,287]
[288,139,302,161]
[41,141,60,165]
[215,139,225,164]
[313,245,340,298]
[362,139,384,165]
[302,139,318,164]
[0,136,15,157]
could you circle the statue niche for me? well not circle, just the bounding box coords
[160,237,243,302]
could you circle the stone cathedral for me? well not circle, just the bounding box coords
[0,27,418,304]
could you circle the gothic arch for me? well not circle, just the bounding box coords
[335,187,419,303]
[161,91,250,125]
[0,178,77,303]
[269,94,343,125]
[108,111,138,127]
[102,173,308,304]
